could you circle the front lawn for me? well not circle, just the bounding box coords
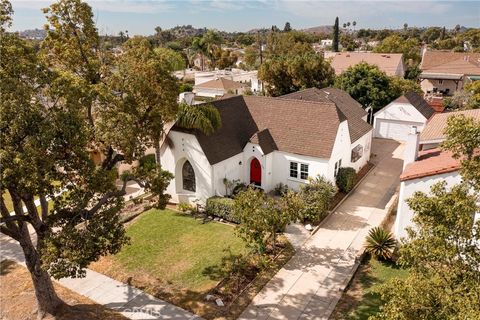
[332,257,409,320]
[90,209,248,315]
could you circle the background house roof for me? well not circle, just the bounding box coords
[329,52,404,76]
[400,148,460,181]
[392,91,436,119]
[420,109,480,142]
[194,77,247,90]
[281,87,372,143]
[420,51,480,75]
[171,95,348,164]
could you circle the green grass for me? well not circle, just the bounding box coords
[111,209,247,291]
[345,258,409,319]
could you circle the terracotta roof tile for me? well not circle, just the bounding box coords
[330,52,404,76]
[400,148,460,181]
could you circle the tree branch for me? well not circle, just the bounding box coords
[39,195,49,222]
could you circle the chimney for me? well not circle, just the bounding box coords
[404,126,420,169]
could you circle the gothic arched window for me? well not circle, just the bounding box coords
[182,160,196,192]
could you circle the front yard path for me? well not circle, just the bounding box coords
[239,139,404,320]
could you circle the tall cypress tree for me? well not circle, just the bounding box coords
[333,17,339,52]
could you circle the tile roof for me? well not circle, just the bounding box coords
[392,91,436,119]
[420,109,480,142]
[281,87,372,143]
[194,77,247,90]
[329,52,404,76]
[400,148,460,181]
[420,51,480,75]
[171,95,348,164]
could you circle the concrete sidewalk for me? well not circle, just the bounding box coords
[239,139,404,320]
[0,234,200,320]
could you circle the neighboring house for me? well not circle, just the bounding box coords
[373,91,436,141]
[160,90,373,204]
[195,69,262,93]
[420,109,480,150]
[193,78,248,98]
[394,113,480,239]
[419,51,480,98]
[329,52,405,77]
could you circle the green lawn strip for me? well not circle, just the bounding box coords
[346,258,409,320]
[113,209,247,291]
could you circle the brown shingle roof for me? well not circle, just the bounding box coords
[420,109,480,143]
[400,148,460,181]
[194,78,247,90]
[330,52,404,76]
[420,51,480,75]
[171,95,347,164]
[281,87,372,143]
[392,91,436,119]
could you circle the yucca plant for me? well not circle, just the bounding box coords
[365,227,397,260]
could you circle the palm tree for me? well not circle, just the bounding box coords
[176,103,222,135]
[343,23,347,29]
[190,37,207,71]
[352,21,357,32]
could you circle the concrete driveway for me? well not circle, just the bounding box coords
[240,138,404,320]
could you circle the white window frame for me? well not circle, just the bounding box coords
[289,161,309,181]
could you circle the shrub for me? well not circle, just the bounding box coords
[336,167,357,193]
[206,196,238,223]
[232,182,248,196]
[273,183,289,196]
[365,227,396,260]
[177,202,195,214]
[299,176,337,224]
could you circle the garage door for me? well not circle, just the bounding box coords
[374,119,423,141]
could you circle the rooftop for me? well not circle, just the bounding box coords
[420,51,480,76]
[400,148,460,181]
[420,109,480,143]
[329,52,404,76]
[194,77,247,90]
[392,91,436,119]
[172,94,352,164]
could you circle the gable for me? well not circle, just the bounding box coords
[375,102,429,123]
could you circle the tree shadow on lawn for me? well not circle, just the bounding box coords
[0,259,17,275]
[335,258,404,320]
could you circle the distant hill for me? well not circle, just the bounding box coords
[302,25,333,35]
[168,25,206,38]
[18,28,46,40]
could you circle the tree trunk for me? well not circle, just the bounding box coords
[19,231,63,318]
[154,138,161,166]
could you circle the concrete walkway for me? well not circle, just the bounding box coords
[239,139,404,320]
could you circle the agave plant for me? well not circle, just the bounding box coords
[365,227,397,260]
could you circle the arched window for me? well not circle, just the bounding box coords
[182,160,196,192]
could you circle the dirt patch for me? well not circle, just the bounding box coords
[0,260,127,320]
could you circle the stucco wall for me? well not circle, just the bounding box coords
[161,131,213,204]
[348,130,372,172]
[394,171,462,239]
[374,102,428,128]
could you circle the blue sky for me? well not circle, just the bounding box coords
[9,1,480,35]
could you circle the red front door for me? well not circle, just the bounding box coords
[250,158,261,186]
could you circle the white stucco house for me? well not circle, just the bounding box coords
[161,87,373,204]
[394,118,480,239]
[373,91,436,141]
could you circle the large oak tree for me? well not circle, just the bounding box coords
[0,0,219,317]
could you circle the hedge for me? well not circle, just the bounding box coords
[205,196,238,223]
[336,167,357,193]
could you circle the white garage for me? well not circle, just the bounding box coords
[375,119,424,141]
[373,91,435,141]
